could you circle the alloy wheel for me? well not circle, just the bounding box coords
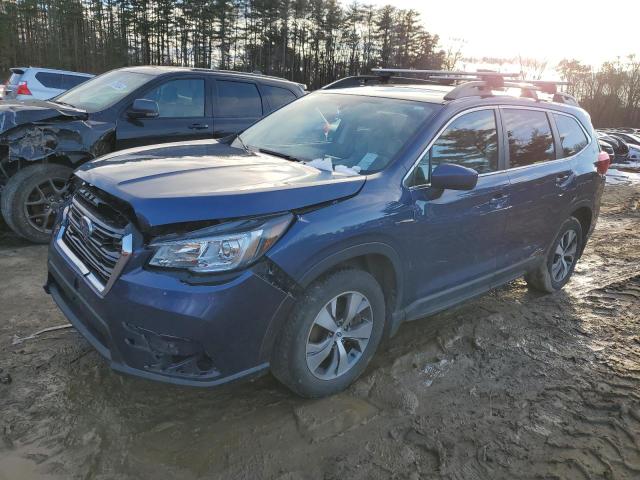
[305,291,373,380]
[23,177,70,234]
[551,229,578,283]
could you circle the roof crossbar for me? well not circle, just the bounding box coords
[437,76,576,105]
[551,91,579,106]
[330,68,578,106]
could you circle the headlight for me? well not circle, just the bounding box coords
[149,214,293,273]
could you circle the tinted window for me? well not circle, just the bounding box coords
[36,72,62,89]
[143,79,205,118]
[409,109,499,186]
[554,114,588,157]
[60,74,89,90]
[217,80,262,117]
[263,85,297,110]
[503,109,555,168]
[55,70,152,112]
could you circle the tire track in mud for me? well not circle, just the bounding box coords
[2,186,640,480]
[547,275,640,480]
[336,277,640,480]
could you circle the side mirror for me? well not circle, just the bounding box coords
[127,99,159,119]
[430,163,478,191]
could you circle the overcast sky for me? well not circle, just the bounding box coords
[364,0,639,66]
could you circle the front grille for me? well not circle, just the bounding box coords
[63,187,128,285]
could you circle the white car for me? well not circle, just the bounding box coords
[4,67,94,101]
[628,144,640,160]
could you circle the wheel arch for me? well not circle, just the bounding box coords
[570,205,592,237]
[298,242,404,316]
[569,203,593,255]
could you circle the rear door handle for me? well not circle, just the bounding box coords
[556,172,571,185]
[188,123,209,130]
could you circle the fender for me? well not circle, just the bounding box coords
[299,241,403,292]
[259,241,406,362]
[300,241,406,336]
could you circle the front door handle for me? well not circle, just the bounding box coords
[489,192,509,208]
[188,123,209,130]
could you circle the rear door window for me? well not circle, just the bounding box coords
[553,114,589,157]
[216,80,262,117]
[503,109,555,168]
[409,109,499,186]
[263,85,297,111]
[143,78,205,118]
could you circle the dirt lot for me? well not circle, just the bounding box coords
[1,183,639,480]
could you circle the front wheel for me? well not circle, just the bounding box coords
[0,164,73,243]
[271,269,386,398]
[525,217,583,293]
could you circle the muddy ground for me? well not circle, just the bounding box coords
[1,184,639,480]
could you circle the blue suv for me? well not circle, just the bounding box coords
[46,70,608,397]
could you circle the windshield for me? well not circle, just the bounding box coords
[54,70,152,112]
[238,92,439,174]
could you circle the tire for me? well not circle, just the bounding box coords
[525,217,583,293]
[0,163,73,244]
[0,185,20,235]
[271,269,386,398]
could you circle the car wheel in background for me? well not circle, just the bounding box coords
[271,269,386,398]
[1,163,73,243]
[525,217,583,293]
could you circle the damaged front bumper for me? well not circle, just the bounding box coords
[45,220,296,387]
[0,101,114,182]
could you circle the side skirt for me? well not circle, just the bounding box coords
[389,257,541,335]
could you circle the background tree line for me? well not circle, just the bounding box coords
[557,56,640,128]
[0,0,445,89]
[1,0,637,126]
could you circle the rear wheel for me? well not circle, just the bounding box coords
[525,217,582,293]
[0,164,73,243]
[271,269,386,398]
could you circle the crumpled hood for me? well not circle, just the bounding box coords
[0,100,87,135]
[76,140,366,229]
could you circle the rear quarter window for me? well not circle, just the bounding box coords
[263,85,297,111]
[35,72,62,89]
[553,114,589,157]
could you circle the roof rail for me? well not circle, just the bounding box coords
[322,74,440,90]
[371,68,520,79]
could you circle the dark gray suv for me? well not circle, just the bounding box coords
[0,66,306,243]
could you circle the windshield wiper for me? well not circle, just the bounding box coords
[234,134,249,152]
[257,147,303,163]
[53,100,81,110]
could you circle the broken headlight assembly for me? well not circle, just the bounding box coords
[148,213,293,273]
